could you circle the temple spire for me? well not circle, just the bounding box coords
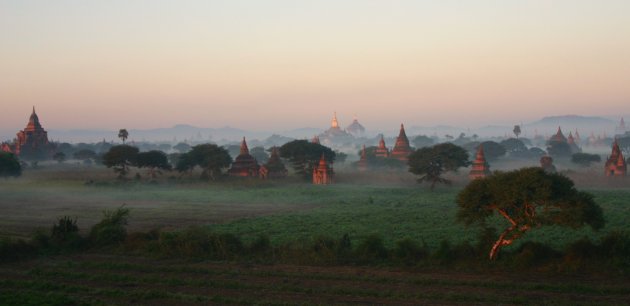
[240,137,249,155]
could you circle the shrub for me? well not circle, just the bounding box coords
[89,206,130,247]
[393,238,429,265]
[158,227,243,260]
[354,234,388,263]
[511,242,560,269]
[51,216,83,249]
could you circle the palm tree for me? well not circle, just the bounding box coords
[118,129,129,144]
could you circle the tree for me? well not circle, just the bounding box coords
[250,146,269,164]
[73,149,97,162]
[408,143,469,190]
[500,138,527,156]
[513,125,521,139]
[118,129,129,144]
[53,152,66,163]
[412,135,435,148]
[102,145,139,179]
[180,144,232,180]
[571,153,601,167]
[479,141,506,161]
[136,150,171,179]
[279,140,335,179]
[457,167,604,260]
[0,152,22,178]
[173,142,191,153]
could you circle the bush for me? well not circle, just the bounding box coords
[393,238,429,265]
[354,234,388,263]
[158,227,243,259]
[0,237,38,263]
[511,242,560,268]
[51,216,83,250]
[89,206,130,247]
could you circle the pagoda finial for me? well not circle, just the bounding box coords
[240,137,249,155]
[331,112,339,129]
[32,106,36,114]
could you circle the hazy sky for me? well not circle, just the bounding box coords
[1,0,629,132]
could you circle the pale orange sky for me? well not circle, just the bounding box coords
[1,1,629,132]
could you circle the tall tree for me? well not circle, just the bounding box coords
[53,152,66,164]
[408,143,469,190]
[513,125,521,139]
[457,167,604,260]
[102,145,139,179]
[118,129,129,144]
[0,152,22,178]
[136,150,172,179]
[279,140,335,179]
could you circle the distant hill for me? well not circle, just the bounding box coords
[524,115,615,136]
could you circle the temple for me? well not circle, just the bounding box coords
[346,116,366,136]
[228,137,260,177]
[390,124,413,161]
[357,145,368,171]
[1,107,53,158]
[374,135,389,158]
[319,112,352,143]
[469,145,491,179]
[313,154,333,184]
[540,155,556,173]
[549,126,567,143]
[604,140,627,177]
[615,118,627,136]
[259,147,288,179]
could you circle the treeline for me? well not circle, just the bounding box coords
[2,208,629,275]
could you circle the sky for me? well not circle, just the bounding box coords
[1,0,629,133]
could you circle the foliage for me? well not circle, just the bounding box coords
[457,167,604,260]
[571,153,601,167]
[173,142,191,153]
[89,206,130,246]
[479,141,506,160]
[179,144,232,180]
[412,135,435,148]
[73,149,97,161]
[51,216,83,248]
[52,152,66,163]
[0,152,22,178]
[136,150,171,178]
[408,143,469,189]
[357,146,405,169]
[118,129,129,144]
[547,141,572,158]
[279,140,336,179]
[500,138,527,156]
[250,146,269,164]
[513,125,521,138]
[102,145,139,179]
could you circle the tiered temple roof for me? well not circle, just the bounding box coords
[469,145,491,179]
[346,116,366,136]
[313,154,333,184]
[605,140,627,177]
[549,126,567,143]
[11,107,52,156]
[259,147,287,179]
[228,137,260,177]
[374,135,389,158]
[390,124,413,161]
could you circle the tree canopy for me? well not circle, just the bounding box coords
[279,140,335,179]
[118,129,129,144]
[457,167,604,260]
[571,153,601,167]
[102,145,139,179]
[177,144,232,180]
[136,150,171,178]
[411,135,435,148]
[479,141,506,160]
[0,152,22,178]
[408,143,469,189]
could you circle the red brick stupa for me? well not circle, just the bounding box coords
[390,124,413,161]
[605,140,627,177]
[228,137,260,177]
[313,154,333,184]
[469,145,491,179]
[549,127,567,143]
[374,135,389,158]
[259,147,287,179]
[2,107,53,157]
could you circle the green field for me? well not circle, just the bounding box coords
[1,165,628,251]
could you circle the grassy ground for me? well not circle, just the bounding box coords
[1,254,629,306]
[1,165,628,252]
